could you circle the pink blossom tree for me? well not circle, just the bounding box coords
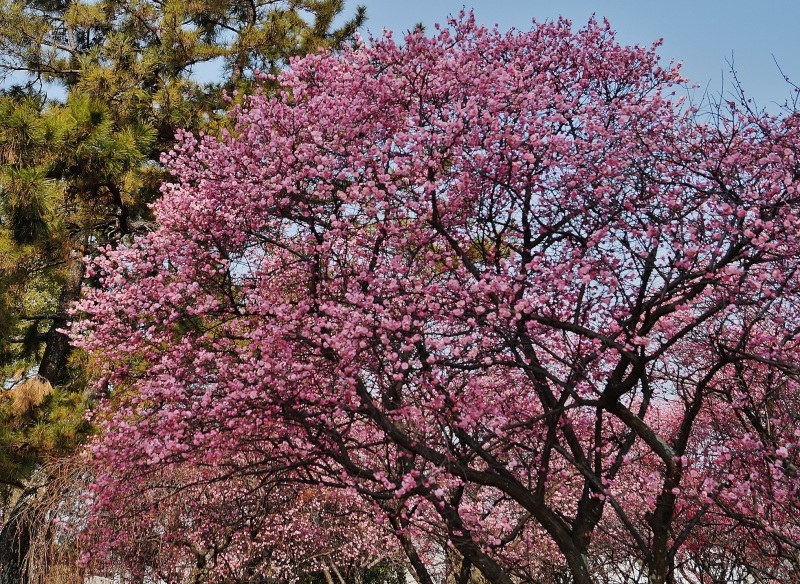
[75,14,800,584]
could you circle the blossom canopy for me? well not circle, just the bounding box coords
[75,13,800,584]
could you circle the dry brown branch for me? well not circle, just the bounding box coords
[17,458,93,584]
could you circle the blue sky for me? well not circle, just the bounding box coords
[353,1,800,111]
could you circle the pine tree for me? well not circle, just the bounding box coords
[0,1,365,580]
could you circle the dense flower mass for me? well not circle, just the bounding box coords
[75,13,800,583]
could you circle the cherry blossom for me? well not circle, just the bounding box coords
[75,13,800,584]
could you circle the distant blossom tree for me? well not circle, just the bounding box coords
[75,14,800,584]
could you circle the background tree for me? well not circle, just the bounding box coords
[79,460,403,582]
[76,15,800,584]
[0,1,366,581]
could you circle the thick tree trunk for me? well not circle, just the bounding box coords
[647,484,678,584]
[648,560,674,584]
[456,558,472,584]
[562,551,592,584]
[38,250,84,383]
